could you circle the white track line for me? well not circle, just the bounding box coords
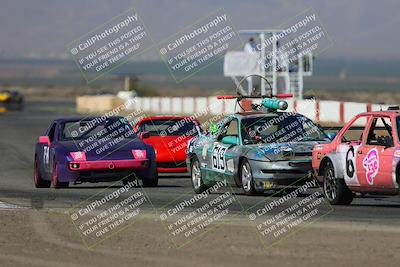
[0,201,23,210]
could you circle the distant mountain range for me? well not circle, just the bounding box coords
[0,58,399,91]
[1,0,399,60]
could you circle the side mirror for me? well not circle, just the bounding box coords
[326,132,337,141]
[139,131,150,139]
[221,136,239,145]
[38,136,50,145]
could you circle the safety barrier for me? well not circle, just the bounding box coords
[124,97,390,124]
[76,95,391,124]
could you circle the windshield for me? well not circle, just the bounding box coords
[241,114,328,144]
[60,117,137,141]
[139,119,197,136]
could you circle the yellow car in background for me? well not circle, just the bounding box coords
[0,90,24,112]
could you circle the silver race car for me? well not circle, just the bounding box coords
[187,96,331,195]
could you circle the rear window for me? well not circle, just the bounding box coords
[139,119,197,136]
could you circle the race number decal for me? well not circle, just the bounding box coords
[338,144,360,186]
[346,146,355,178]
[43,146,50,165]
[212,145,227,171]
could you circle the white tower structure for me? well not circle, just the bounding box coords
[224,30,313,99]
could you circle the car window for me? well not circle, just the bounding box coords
[138,119,197,136]
[226,120,238,136]
[341,116,369,143]
[366,117,394,147]
[217,119,238,141]
[47,123,56,143]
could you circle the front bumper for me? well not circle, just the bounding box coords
[249,159,315,190]
[55,158,151,183]
[157,167,188,173]
[69,159,149,171]
[156,160,187,173]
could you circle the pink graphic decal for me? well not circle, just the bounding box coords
[132,150,146,159]
[362,148,379,185]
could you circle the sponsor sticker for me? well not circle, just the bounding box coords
[362,148,379,185]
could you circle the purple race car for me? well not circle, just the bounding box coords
[33,116,158,188]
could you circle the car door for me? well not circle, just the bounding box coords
[43,122,57,179]
[207,118,240,179]
[356,116,396,189]
[336,115,371,187]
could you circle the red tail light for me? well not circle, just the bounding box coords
[70,152,86,161]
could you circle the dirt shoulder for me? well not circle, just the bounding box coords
[0,209,398,267]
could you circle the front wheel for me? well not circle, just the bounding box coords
[34,158,50,188]
[240,159,258,196]
[323,161,353,205]
[191,156,207,194]
[52,160,69,188]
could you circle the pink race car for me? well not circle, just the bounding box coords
[312,107,400,205]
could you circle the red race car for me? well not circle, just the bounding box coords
[135,116,202,173]
[312,107,400,205]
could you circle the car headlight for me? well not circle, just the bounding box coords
[70,152,86,161]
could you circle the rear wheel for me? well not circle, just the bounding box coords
[191,156,207,194]
[240,159,258,196]
[142,160,158,187]
[52,159,69,188]
[323,161,353,205]
[33,158,50,188]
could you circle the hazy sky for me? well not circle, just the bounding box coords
[1,0,399,60]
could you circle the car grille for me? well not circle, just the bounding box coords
[288,161,312,169]
[294,151,312,157]
[261,169,308,174]
[261,162,312,174]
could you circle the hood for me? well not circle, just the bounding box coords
[249,140,329,161]
[143,135,192,161]
[143,135,192,146]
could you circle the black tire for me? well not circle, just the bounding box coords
[141,160,158,187]
[323,161,353,205]
[240,159,258,196]
[190,156,207,194]
[233,166,243,188]
[33,158,50,188]
[51,160,69,188]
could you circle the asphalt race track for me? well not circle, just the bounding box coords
[1,100,400,225]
